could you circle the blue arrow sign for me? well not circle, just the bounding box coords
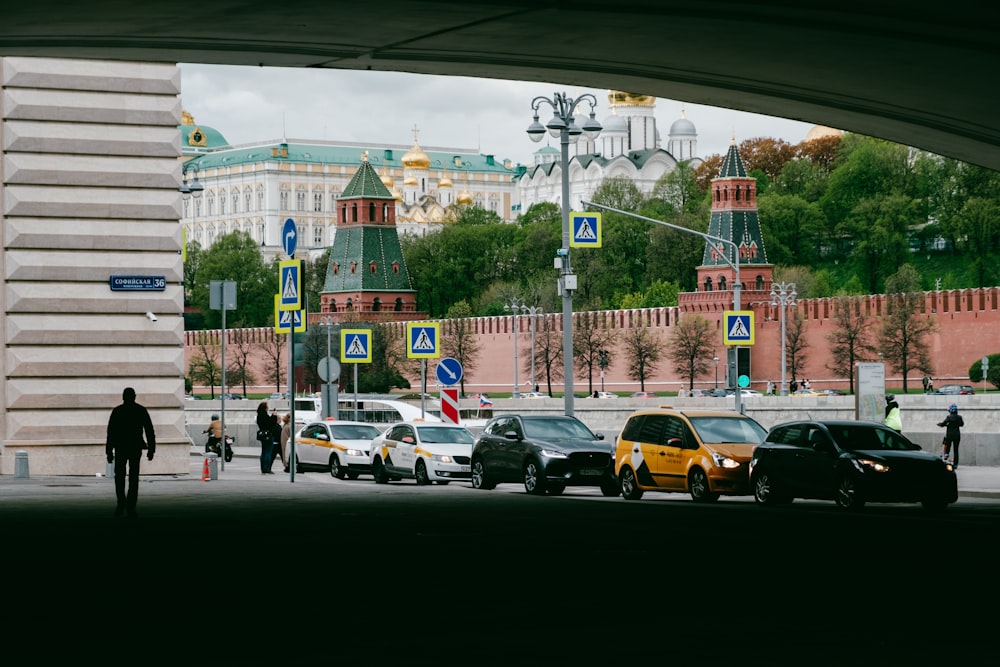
[282,218,297,256]
[436,357,463,386]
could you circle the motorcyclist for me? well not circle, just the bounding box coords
[204,414,223,453]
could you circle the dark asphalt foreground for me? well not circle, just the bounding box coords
[2,453,998,665]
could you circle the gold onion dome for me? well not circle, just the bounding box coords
[457,190,474,205]
[402,141,431,169]
[439,175,453,188]
[608,91,656,107]
[380,169,395,188]
[403,175,418,187]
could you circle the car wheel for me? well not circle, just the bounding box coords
[415,459,431,486]
[471,458,495,490]
[752,472,788,505]
[523,459,547,495]
[688,468,719,503]
[329,454,347,479]
[835,475,865,510]
[600,477,620,497]
[372,457,389,484]
[620,466,643,500]
[547,483,566,496]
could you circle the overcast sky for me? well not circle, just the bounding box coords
[178,63,818,166]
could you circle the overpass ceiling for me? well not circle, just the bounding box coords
[1,2,997,170]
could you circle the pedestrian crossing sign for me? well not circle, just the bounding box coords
[406,322,440,359]
[570,212,602,248]
[723,311,754,345]
[278,259,301,311]
[341,329,372,363]
[273,295,306,334]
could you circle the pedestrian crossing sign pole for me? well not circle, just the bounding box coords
[278,259,302,311]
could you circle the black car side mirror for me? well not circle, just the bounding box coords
[503,430,519,441]
[596,433,605,440]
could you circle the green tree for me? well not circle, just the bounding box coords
[953,197,1000,287]
[758,193,825,267]
[306,248,332,313]
[879,264,937,392]
[666,315,715,390]
[357,323,411,393]
[617,280,680,309]
[191,231,276,329]
[183,240,205,329]
[651,160,704,214]
[826,295,877,394]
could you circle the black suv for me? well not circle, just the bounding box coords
[471,414,618,496]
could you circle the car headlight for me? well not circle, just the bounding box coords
[431,454,454,463]
[539,449,568,459]
[853,458,890,473]
[712,453,740,469]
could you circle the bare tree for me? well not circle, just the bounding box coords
[226,327,258,395]
[188,331,222,397]
[826,295,877,394]
[533,315,563,396]
[667,315,715,390]
[622,321,664,391]
[785,311,809,384]
[260,332,287,393]
[442,300,481,397]
[879,265,937,392]
[573,312,617,394]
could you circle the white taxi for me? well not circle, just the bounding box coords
[294,420,382,479]
[370,422,475,485]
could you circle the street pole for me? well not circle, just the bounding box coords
[528,93,602,415]
[770,282,797,396]
[714,356,719,389]
[581,200,743,415]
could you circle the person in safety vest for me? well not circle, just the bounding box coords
[884,394,902,433]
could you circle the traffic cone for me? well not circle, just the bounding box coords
[202,457,211,482]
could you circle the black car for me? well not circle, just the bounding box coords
[933,384,975,395]
[749,420,958,511]
[471,414,619,496]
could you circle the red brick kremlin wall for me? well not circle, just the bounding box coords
[184,287,1000,395]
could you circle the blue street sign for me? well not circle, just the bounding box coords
[436,357,463,386]
[109,275,166,291]
[282,218,297,256]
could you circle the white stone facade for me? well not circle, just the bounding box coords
[1,57,188,475]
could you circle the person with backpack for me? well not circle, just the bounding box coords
[938,403,965,468]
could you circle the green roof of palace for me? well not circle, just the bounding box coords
[181,139,519,176]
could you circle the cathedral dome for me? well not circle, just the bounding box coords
[178,110,230,152]
[670,111,697,136]
[608,91,656,107]
[403,175,418,187]
[602,111,628,134]
[402,141,431,169]
[457,189,474,205]
[805,125,843,141]
[439,176,453,188]
[380,170,395,188]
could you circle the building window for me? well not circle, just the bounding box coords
[279,190,288,210]
[332,263,339,276]
[314,227,323,246]
[372,298,381,312]
[370,261,378,274]
[257,188,264,211]
[352,204,358,222]
[704,277,713,291]
[719,276,727,290]
[219,192,226,215]
[245,190,252,212]
[346,298,354,311]
[395,298,404,311]
[350,261,357,274]
[369,202,376,221]
[756,275,764,291]
[392,261,400,274]
[296,191,306,212]
[313,192,323,212]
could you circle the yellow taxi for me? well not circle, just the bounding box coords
[614,407,767,502]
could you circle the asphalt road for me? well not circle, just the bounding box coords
[3,457,997,664]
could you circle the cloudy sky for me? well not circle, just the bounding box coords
[178,63,818,166]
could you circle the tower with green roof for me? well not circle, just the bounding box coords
[320,153,423,320]
[682,138,774,312]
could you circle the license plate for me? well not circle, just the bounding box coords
[580,468,603,476]
[460,465,471,472]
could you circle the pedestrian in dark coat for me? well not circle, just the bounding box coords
[106,387,156,518]
[257,401,280,474]
[938,403,965,467]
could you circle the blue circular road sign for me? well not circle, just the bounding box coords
[282,218,297,256]
[436,357,463,386]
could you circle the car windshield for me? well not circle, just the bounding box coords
[415,426,474,444]
[328,424,380,440]
[522,418,595,440]
[826,424,918,451]
[689,416,767,444]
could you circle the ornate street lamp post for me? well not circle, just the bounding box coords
[527,92,602,415]
[770,282,797,396]
[713,356,720,389]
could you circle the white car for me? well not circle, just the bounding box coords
[293,420,382,479]
[370,422,475,485]
[519,391,548,399]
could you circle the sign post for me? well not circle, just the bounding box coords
[210,280,237,472]
[341,329,372,421]
[436,357,463,425]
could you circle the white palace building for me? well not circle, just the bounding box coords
[178,91,703,260]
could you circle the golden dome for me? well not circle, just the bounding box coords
[608,91,656,107]
[380,169,395,188]
[402,126,431,169]
[457,190,474,206]
[439,176,453,188]
[403,175,418,187]
[805,125,844,141]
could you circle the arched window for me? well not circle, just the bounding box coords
[704,277,713,291]
[351,203,358,222]
[346,298,354,311]
[395,298,404,311]
[372,298,381,312]
[369,202,376,221]
[756,275,764,291]
[392,261,400,274]
[719,276,727,290]
[369,261,378,274]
